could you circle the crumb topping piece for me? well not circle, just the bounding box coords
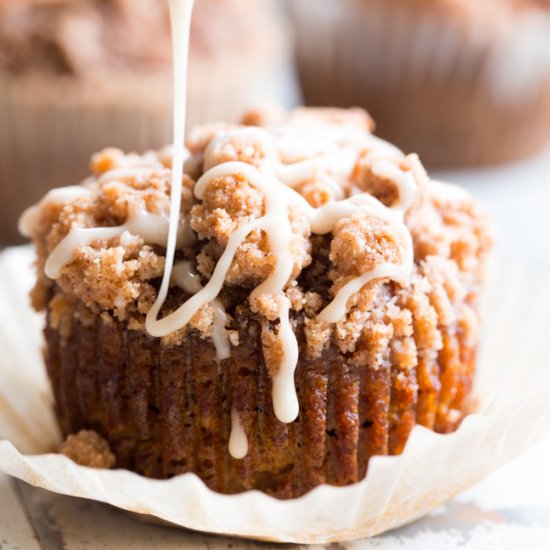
[60,430,116,469]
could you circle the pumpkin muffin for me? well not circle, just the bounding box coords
[20,106,493,498]
[286,0,550,167]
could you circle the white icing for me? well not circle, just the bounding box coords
[229,409,248,460]
[98,166,165,184]
[370,158,418,212]
[319,260,412,324]
[145,0,195,337]
[271,297,300,424]
[171,261,230,362]
[267,117,401,164]
[204,126,398,190]
[429,180,471,202]
[211,303,231,363]
[18,186,91,238]
[44,200,183,279]
[119,231,134,248]
[146,218,258,337]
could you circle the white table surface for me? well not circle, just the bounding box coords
[1,148,549,549]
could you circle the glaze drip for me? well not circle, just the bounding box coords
[229,409,248,460]
[171,261,230,362]
[44,199,185,280]
[18,186,91,238]
[146,0,195,337]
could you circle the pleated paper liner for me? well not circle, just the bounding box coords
[0,246,549,544]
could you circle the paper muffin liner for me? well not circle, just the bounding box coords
[286,0,550,167]
[0,246,549,544]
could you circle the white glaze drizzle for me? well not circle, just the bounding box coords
[98,166,165,185]
[318,250,413,324]
[268,117,401,164]
[44,200,184,279]
[171,261,230,362]
[146,218,258,336]
[229,409,248,460]
[203,126,393,190]
[19,186,91,238]
[370,158,418,213]
[145,0,195,337]
[271,297,300,424]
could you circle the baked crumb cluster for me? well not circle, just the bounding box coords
[27,107,492,390]
[60,429,115,469]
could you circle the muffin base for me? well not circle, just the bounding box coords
[45,281,477,499]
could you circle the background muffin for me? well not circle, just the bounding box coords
[21,107,493,498]
[286,0,550,168]
[0,0,292,244]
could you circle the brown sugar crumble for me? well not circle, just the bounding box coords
[60,430,116,469]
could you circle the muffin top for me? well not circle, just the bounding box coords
[22,104,492,338]
[21,106,492,421]
[0,0,281,77]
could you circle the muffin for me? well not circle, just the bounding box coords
[20,106,493,499]
[0,0,291,244]
[286,0,550,168]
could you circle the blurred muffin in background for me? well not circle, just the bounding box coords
[286,0,550,168]
[0,0,292,244]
